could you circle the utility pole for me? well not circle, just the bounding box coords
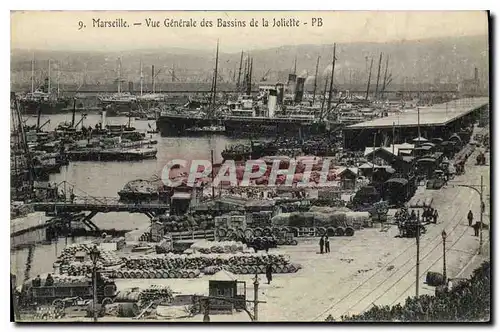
[210,150,215,199]
[374,53,383,100]
[416,210,421,297]
[365,58,373,100]
[327,43,337,111]
[371,133,376,183]
[31,53,35,94]
[253,273,259,321]
[293,56,297,76]
[312,55,320,105]
[392,122,396,155]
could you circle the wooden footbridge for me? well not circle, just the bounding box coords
[31,181,169,231]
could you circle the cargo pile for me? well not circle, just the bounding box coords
[190,240,248,254]
[271,211,355,236]
[138,285,175,305]
[114,269,201,279]
[159,214,215,232]
[119,252,300,276]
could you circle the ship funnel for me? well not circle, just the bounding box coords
[101,110,107,126]
[294,77,306,103]
[276,83,284,105]
[268,89,278,118]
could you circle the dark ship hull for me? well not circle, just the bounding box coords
[20,99,71,115]
[156,115,218,136]
[223,117,328,138]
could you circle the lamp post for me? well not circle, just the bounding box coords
[441,230,447,283]
[451,175,485,254]
[89,245,100,322]
[253,272,260,322]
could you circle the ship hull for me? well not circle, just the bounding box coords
[156,115,218,136]
[223,117,328,138]
[20,100,70,115]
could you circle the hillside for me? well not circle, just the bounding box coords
[11,35,489,91]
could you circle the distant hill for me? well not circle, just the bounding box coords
[10,35,489,92]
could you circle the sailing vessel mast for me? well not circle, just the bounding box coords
[327,43,336,110]
[237,50,243,92]
[31,53,34,93]
[312,56,320,105]
[365,58,374,100]
[374,53,383,99]
[212,39,219,109]
[381,55,390,99]
[117,57,122,94]
[48,60,51,94]
[140,60,143,97]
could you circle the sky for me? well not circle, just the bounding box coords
[11,11,488,53]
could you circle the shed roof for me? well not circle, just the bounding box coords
[347,97,488,129]
[210,270,237,281]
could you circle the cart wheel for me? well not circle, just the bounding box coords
[101,297,113,306]
[52,299,65,310]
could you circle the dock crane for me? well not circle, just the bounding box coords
[261,69,271,82]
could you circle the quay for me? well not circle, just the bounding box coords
[343,97,489,150]
[66,146,157,161]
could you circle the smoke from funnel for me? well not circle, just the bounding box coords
[304,76,315,84]
[298,69,308,78]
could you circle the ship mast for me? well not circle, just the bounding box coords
[212,39,219,110]
[375,52,383,100]
[312,55,320,105]
[237,50,243,92]
[327,43,337,111]
[48,59,51,94]
[57,63,60,97]
[117,57,122,94]
[140,59,143,97]
[365,57,374,100]
[381,55,390,99]
[31,53,34,93]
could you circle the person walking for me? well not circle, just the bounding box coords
[467,210,474,227]
[265,264,273,284]
[324,236,330,253]
[473,221,480,237]
[433,209,439,224]
[319,236,325,254]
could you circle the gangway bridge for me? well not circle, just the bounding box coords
[31,181,169,231]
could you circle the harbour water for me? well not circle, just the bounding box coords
[11,112,249,285]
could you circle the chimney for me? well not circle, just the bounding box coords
[268,89,278,118]
[294,77,306,103]
[474,67,479,81]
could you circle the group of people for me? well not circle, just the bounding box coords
[422,207,439,224]
[468,209,484,237]
[31,274,54,287]
[319,235,330,254]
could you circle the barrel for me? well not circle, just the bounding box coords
[345,227,355,237]
[317,227,326,236]
[117,302,140,318]
[326,227,336,237]
[155,271,163,279]
[216,228,227,238]
[263,227,272,236]
[291,239,298,245]
[168,271,176,278]
[244,228,254,238]
[130,271,137,279]
[426,271,445,286]
[181,270,189,278]
[116,271,124,279]
[335,227,345,236]
[240,266,248,274]
[148,271,156,279]
[254,228,263,237]
[123,271,130,278]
